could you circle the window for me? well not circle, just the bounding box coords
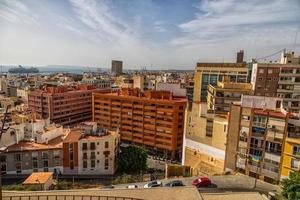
[43,160,49,168]
[14,154,21,161]
[90,142,96,150]
[105,159,109,170]
[105,142,109,148]
[33,161,38,169]
[293,146,300,156]
[91,152,96,159]
[82,143,87,150]
[259,69,264,74]
[83,161,87,169]
[83,152,88,159]
[268,69,273,74]
[91,160,96,168]
[291,159,300,169]
[15,163,21,173]
[0,155,6,162]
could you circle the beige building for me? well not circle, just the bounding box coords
[183,56,250,175]
[207,79,253,114]
[225,95,287,183]
[280,51,300,64]
[63,123,120,175]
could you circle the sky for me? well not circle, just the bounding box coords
[0,0,300,69]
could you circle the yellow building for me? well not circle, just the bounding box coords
[281,115,300,179]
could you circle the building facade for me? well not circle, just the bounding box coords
[62,125,120,175]
[92,88,187,159]
[251,62,300,112]
[28,85,109,126]
[225,95,287,183]
[0,136,64,175]
[281,115,300,179]
[111,60,123,76]
[207,79,253,114]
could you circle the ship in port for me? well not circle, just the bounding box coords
[8,65,39,74]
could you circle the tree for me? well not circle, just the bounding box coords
[281,172,300,200]
[118,145,148,173]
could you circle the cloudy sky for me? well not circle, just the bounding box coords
[0,0,299,69]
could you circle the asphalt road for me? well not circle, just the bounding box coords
[111,174,280,195]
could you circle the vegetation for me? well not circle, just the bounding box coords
[281,172,300,200]
[118,145,148,173]
[2,184,36,191]
[112,174,143,184]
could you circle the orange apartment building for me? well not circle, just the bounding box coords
[28,85,110,126]
[92,88,187,159]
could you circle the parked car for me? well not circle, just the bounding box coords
[192,177,211,187]
[165,180,184,187]
[127,185,138,189]
[144,180,162,188]
[103,185,114,189]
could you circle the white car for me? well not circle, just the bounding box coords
[144,180,163,188]
[127,185,138,189]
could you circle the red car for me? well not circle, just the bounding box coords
[192,177,211,187]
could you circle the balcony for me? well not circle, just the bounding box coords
[262,168,279,179]
[266,131,284,142]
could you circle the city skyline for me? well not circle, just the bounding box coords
[0,0,299,69]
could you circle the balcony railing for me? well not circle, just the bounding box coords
[3,195,144,200]
[288,132,300,139]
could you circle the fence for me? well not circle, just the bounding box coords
[3,195,144,200]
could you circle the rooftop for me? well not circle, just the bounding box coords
[23,172,53,185]
[4,135,65,153]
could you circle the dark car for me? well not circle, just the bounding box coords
[192,177,212,187]
[165,180,185,187]
[103,185,114,189]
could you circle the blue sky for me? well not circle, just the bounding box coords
[0,0,299,69]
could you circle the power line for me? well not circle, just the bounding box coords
[255,48,286,61]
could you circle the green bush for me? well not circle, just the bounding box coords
[118,146,148,173]
[281,172,300,200]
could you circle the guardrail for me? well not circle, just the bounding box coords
[3,195,144,200]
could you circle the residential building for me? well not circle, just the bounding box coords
[62,124,120,175]
[183,54,249,175]
[92,88,187,159]
[0,133,65,175]
[280,51,300,64]
[111,60,123,76]
[156,82,186,97]
[281,115,300,179]
[207,78,253,114]
[28,85,110,126]
[81,77,111,89]
[183,114,229,175]
[225,95,287,183]
[251,62,300,112]
[186,81,194,110]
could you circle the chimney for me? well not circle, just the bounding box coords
[236,50,244,63]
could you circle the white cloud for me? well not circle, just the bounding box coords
[0,0,39,25]
[172,0,300,46]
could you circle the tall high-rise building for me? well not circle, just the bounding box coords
[111,60,123,76]
[28,85,110,126]
[236,50,244,63]
[92,88,187,159]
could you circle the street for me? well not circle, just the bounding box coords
[111,174,280,195]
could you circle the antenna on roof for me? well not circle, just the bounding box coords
[293,31,298,52]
